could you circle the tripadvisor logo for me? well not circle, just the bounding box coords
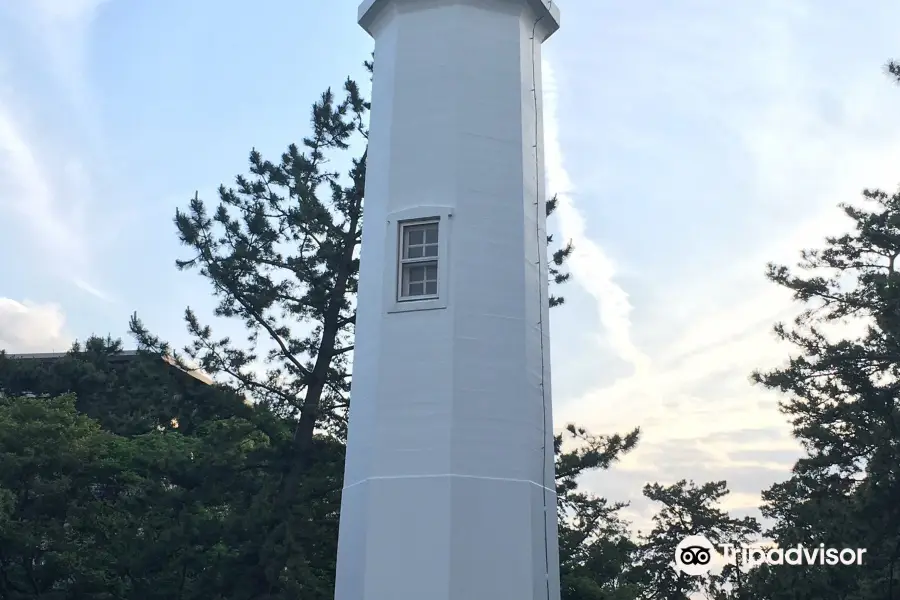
[673,535,867,576]
[673,535,717,576]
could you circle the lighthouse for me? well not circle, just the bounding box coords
[334,0,562,598]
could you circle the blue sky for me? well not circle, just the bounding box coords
[2,0,900,527]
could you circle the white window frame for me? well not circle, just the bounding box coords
[397,220,440,301]
[385,206,452,314]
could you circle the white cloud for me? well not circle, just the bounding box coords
[0,298,70,353]
[0,0,112,297]
[27,0,111,21]
[0,97,111,298]
[73,278,114,302]
[543,59,651,374]
[3,0,110,113]
[545,0,900,529]
[0,106,87,264]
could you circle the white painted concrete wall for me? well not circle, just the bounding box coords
[335,1,561,598]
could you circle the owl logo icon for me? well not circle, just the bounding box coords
[673,535,717,576]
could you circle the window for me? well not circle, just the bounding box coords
[398,220,439,300]
[385,206,451,314]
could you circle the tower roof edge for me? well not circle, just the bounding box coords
[358,0,560,39]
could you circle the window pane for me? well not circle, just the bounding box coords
[424,243,438,257]
[400,261,438,299]
[407,228,424,245]
[424,224,438,244]
[408,265,426,283]
[406,246,424,259]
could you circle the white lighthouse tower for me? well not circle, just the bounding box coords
[334,1,561,599]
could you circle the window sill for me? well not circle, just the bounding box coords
[387,296,447,314]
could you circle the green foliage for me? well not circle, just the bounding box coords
[637,480,760,600]
[158,81,369,446]
[0,336,250,437]
[555,424,644,600]
[741,64,900,599]
[0,338,344,599]
[547,195,575,308]
[0,393,199,598]
[747,190,900,598]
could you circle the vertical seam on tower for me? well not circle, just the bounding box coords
[530,7,552,600]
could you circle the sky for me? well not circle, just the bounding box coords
[2,0,900,532]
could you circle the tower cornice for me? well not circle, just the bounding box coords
[358,0,560,40]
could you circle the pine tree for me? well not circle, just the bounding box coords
[637,480,760,600]
[745,60,900,599]
[555,424,643,600]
